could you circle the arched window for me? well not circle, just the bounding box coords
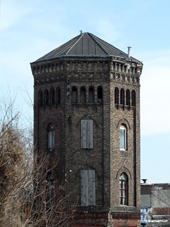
[120,125,127,150]
[44,90,49,106]
[126,89,130,107]
[132,90,136,107]
[80,87,86,103]
[38,90,43,107]
[56,87,61,104]
[120,88,124,106]
[97,86,103,103]
[119,173,128,205]
[72,87,77,103]
[115,87,119,105]
[50,88,55,105]
[47,172,56,202]
[89,87,94,103]
[48,124,55,150]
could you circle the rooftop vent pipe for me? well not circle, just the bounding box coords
[142,179,147,184]
[127,46,131,58]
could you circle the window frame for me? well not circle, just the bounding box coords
[119,173,128,205]
[120,125,127,151]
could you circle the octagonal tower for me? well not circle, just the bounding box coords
[31,32,143,227]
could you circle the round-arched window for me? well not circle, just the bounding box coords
[120,125,127,150]
[48,124,55,150]
[119,173,128,205]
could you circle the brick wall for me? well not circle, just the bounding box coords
[31,56,142,227]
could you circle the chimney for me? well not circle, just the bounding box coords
[142,179,147,184]
[127,46,131,58]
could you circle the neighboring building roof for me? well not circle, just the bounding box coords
[36,32,140,63]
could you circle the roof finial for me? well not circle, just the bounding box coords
[80,30,82,35]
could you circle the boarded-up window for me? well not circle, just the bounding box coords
[81,170,95,206]
[81,120,93,149]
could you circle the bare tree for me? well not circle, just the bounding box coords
[0,100,75,227]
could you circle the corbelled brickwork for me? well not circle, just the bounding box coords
[31,32,143,226]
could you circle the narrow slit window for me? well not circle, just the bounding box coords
[89,87,94,103]
[80,87,86,103]
[132,90,136,107]
[50,88,55,105]
[38,90,43,107]
[56,88,61,104]
[44,90,49,106]
[72,87,77,103]
[97,86,103,103]
[120,88,124,105]
[115,87,119,105]
[126,89,130,107]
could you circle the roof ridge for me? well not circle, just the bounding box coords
[88,33,108,55]
[65,33,85,55]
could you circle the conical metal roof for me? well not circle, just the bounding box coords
[36,32,140,62]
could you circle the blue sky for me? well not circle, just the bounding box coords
[0,0,170,183]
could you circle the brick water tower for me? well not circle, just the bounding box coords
[31,32,143,227]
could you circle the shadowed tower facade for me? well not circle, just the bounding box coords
[31,32,143,227]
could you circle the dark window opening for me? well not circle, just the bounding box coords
[120,88,124,106]
[132,90,136,107]
[115,87,119,105]
[97,86,103,103]
[89,87,94,103]
[38,90,43,107]
[44,90,49,106]
[80,87,86,103]
[72,87,77,103]
[50,88,55,105]
[56,88,61,104]
[48,123,55,150]
[119,173,128,205]
[126,89,130,107]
